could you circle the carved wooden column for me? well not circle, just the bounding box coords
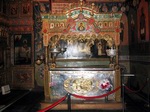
[44,46,50,101]
[114,45,121,102]
[43,34,50,101]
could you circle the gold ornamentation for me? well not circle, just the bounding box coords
[64,77,94,94]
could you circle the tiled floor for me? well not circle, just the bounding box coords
[0,90,149,112]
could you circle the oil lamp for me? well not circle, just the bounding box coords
[50,46,66,68]
[106,46,116,66]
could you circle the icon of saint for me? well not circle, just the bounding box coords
[78,22,85,31]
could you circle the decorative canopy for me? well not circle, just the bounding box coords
[41,1,122,47]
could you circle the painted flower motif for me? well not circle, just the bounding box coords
[67,18,74,23]
[100,79,112,91]
[94,27,100,33]
[115,28,120,32]
[63,29,68,33]
[88,18,95,24]
[43,29,47,33]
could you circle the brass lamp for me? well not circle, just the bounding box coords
[106,47,116,67]
[50,47,67,68]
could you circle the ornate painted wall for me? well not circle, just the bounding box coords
[0,0,34,89]
[0,0,11,89]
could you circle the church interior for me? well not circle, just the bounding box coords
[0,0,150,112]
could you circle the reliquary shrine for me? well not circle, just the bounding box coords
[40,1,123,110]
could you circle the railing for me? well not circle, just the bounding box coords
[37,74,149,112]
[122,74,149,112]
[37,86,121,112]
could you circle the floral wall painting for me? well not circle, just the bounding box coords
[14,34,32,65]
[12,67,34,88]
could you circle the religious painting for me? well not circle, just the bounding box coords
[21,2,32,17]
[137,1,149,42]
[14,34,32,65]
[12,67,34,89]
[9,2,18,17]
[77,22,86,31]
